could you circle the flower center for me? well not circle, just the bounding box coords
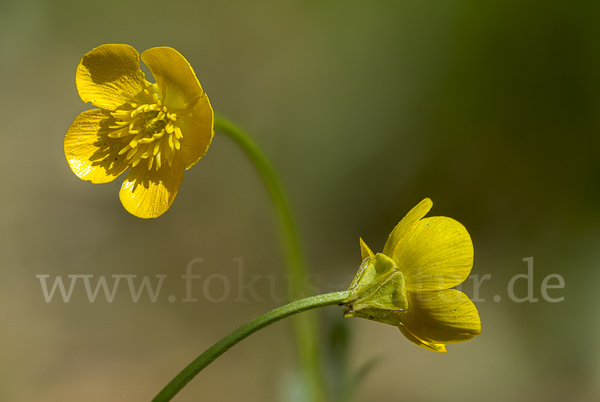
[108,85,183,171]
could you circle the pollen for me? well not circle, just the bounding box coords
[110,85,182,171]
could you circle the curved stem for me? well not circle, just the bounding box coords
[213,114,324,400]
[152,291,351,402]
[213,115,305,293]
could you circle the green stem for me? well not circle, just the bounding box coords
[152,291,351,402]
[213,115,305,295]
[213,114,324,400]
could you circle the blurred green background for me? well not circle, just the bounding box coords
[2,0,600,401]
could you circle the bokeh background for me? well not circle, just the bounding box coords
[2,0,600,401]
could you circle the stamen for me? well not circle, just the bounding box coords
[154,129,165,140]
[168,134,174,150]
[109,120,129,129]
[118,144,131,155]
[126,147,138,160]
[131,104,149,118]
[110,93,185,172]
[128,132,145,148]
[129,121,141,135]
[131,146,149,167]
[137,137,154,145]
[174,126,183,139]
[108,127,129,138]
[111,110,131,118]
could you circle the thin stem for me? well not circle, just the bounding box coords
[213,114,324,400]
[152,291,351,402]
[213,115,305,295]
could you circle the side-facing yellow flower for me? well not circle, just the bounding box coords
[343,198,481,352]
[64,44,214,218]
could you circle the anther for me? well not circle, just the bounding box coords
[174,126,183,139]
[109,121,129,129]
[118,144,131,155]
[108,127,129,138]
[126,147,138,160]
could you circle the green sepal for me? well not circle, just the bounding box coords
[343,253,409,327]
[353,272,408,312]
[346,253,397,302]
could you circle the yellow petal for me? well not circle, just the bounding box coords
[383,198,432,258]
[398,324,447,353]
[359,237,375,262]
[394,216,473,291]
[118,153,185,218]
[177,94,214,169]
[401,289,481,345]
[64,110,130,183]
[141,47,204,110]
[77,44,149,110]
[141,47,214,169]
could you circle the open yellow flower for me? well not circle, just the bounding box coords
[343,198,481,352]
[64,44,214,218]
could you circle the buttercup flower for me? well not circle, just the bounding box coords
[343,198,481,352]
[64,44,214,218]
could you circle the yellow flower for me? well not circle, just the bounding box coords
[64,44,214,218]
[343,198,481,352]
